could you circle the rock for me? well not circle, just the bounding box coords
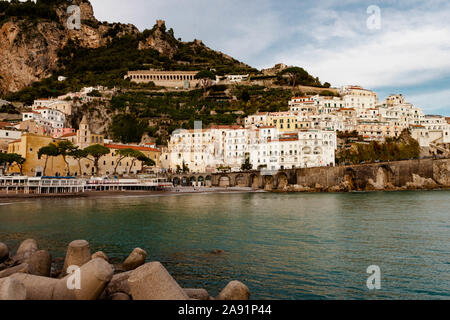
[92,251,109,262]
[10,273,59,300]
[128,262,188,300]
[62,240,91,275]
[0,277,27,300]
[184,288,210,300]
[210,249,224,255]
[28,250,52,277]
[110,292,131,300]
[56,258,113,300]
[122,248,146,271]
[14,239,38,263]
[12,258,113,300]
[216,281,250,300]
[0,263,29,279]
[0,242,9,263]
[104,270,133,296]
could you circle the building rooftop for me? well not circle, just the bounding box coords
[105,144,160,153]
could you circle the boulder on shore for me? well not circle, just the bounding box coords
[0,242,9,263]
[216,280,250,300]
[62,240,91,275]
[104,270,133,296]
[0,263,29,279]
[184,288,210,300]
[128,262,188,300]
[28,250,52,277]
[12,258,113,300]
[92,251,109,262]
[14,239,39,264]
[0,277,27,300]
[122,248,147,271]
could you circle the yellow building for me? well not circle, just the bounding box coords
[101,144,161,175]
[7,114,161,176]
[64,115,104,149]
[267,113,299,132]
[7,133,66,176]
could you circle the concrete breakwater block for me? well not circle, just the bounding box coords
[104,270,133,296]
[14,239,39,264]
[110,292,131,300]
[10,273,59,300]
[28,250,52,277]
[128,262,188,300]
[62,240,91,275]
[184,288,210,300]
[216,281,250,300]
[0,277,27,300]
[122,248,147,271]
[0,263,29,279]
[92,251,109,262]
[11,258,113,300]
[0,242,9,263]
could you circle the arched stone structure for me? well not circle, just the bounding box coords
[219,175,231,187]
[276,172,289,189]
[235,174,247,187]
[263,175,274,191]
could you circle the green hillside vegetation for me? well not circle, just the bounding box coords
[0,0,65,28]
[6,21,257,104]
[105,85,298,144]
[336,129,420,164]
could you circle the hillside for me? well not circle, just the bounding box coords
[0,0,256,100]
[0,0,334,146]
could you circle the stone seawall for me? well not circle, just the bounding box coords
[191,158,450,192]
[292,158,450,192]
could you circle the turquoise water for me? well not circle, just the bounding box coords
[0,191,449,300]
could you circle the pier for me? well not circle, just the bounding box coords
[0,176,173,195]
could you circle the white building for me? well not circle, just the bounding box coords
[163,124,337,173]
[22,107,66,131]
[32,99,72,116]
[339,85,378,110]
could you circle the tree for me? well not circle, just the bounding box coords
[4,153,26,175]
[84,144,110,175]
[69,148,89,176]
[182,161,189,173]
[110,114,147,144]
[241,156,253,171]
[38,143,59,176]
[55,140,77,176]
[126,150,154,174]
[113,148,136,175]
[279,67,320,90]
[195,70,216,96]
[137,153,156,167]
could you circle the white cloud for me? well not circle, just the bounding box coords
[89,0,450,115]
[407,89,450,115]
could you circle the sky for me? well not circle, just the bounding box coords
[90,0,450,116]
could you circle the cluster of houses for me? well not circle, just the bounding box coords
[161,85,450,173]
[0,87,160,177]
[0,84,449,177]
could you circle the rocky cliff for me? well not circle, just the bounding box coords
[0,0,139,94]
[0,0,254,96]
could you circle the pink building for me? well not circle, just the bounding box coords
[52,128,76,139]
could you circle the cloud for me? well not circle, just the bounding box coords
[407,89,450,115]
[89,0,450,116]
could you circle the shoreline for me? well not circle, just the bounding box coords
[0,186,449,202]
[0,187,265,202]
